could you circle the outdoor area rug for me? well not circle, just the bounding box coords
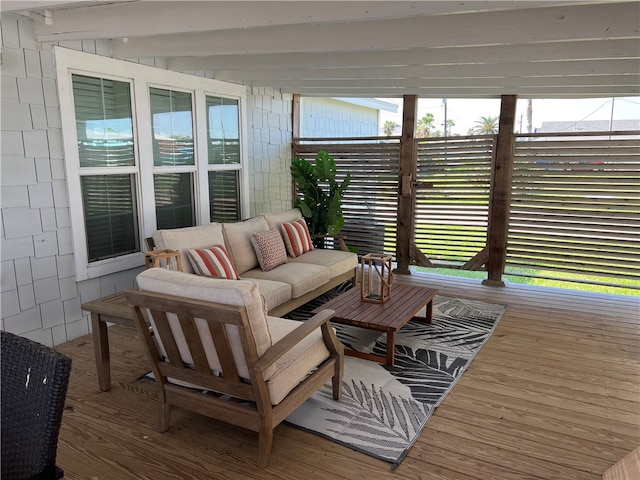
[284,290,507,468]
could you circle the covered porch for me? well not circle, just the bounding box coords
[1,1,638,478]
[55,272,638,478]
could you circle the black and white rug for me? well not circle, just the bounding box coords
[284,289,507,468]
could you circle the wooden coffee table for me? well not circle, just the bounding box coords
[312,283,438,366]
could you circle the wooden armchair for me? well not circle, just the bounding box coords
[125,268,343,468]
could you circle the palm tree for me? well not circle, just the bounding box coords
[382,120,399,136]
[469,115,499,134]
[416,113,436,137]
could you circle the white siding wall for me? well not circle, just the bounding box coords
[246,87,294,216]
[300,97,379,137]
[0,13,292,345]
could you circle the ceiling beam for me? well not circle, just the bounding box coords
[283,85,640,98]
[167,39,640,72]
[248,75,639,89]
[110,3,638,58]
[209,59,640,82]
[32,1,558,42]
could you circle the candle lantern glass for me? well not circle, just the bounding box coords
[360,253,393,303]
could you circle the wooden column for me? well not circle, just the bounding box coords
[395,94,418,275]
[291,94,301,208]
[483,94,517,287]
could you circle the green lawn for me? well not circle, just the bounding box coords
[413,265,639,297]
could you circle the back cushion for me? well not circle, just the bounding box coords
[152,223,225,274]
[222,216,270,274]
[263,208,303,232]
[136,268,273,379]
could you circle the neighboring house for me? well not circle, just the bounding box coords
[300,97,398,137]
[536,119,640,133]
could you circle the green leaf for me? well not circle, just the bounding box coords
[290,150,350,237]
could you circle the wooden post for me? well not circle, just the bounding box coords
[291,94,301,208]
[395,94,417,275]
[483,94,517,287]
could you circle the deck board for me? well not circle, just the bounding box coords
[55,272,640,479]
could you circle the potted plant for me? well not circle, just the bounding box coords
[290,150,351,248]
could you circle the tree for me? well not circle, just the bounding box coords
[469,115,499,135]
[382,120,399,136]
[416,113,436,137]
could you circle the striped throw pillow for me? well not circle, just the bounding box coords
[281,219,314,257]
[187,245,240,280]
[251,229,288,271]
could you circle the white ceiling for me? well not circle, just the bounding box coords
[4,0,640,98]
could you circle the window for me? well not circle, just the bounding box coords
[55,48,248,280]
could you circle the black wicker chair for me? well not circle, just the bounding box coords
[1,331,72,480]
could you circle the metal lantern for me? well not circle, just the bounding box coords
[360,253,393,303]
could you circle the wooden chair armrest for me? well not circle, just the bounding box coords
[254,309,336,372]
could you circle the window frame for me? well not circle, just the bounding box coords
[55,47,248,281]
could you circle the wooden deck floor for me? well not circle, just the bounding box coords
[55,273,640,480]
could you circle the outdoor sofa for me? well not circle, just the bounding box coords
[148,208,358,317]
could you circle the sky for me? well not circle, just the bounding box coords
[380,96,640,135]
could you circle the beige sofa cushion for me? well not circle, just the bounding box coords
[289,249,357,278]
[266,316,330,405]
[222,216,270,274]
[242,263,330,298]
[244,278,292,312]
[135,268,274,380]
[263,208,303,232]
[152,223,225,274]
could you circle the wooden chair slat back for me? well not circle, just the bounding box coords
[147,309,184,369]
[176,312,211,375]
[125,289,260,402]
[208,323,241,383]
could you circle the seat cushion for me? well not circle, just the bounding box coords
[222,216,270,274]
[136,268,273,380]
[152,223,225,274]
[242,263,330,298]
[266,316,330,405]
[242,278,291,312]
[289,249,357,278]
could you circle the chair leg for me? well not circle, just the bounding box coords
[257,426,273,468]
[332,356,344,400]
[159,399,172,432]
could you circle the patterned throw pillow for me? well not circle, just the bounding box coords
[281,219,314,257]
[251,229,288,272]
[187,245,240,280]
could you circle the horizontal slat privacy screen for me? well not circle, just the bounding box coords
[509,132,640,282]
[415,136,494,265]
[293,131,639,289]
[292,140,400,257]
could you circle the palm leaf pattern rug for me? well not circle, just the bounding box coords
[284,288,507,468]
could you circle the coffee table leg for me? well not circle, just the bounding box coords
[426,299,434,324]
[386,330,396,366]
[91,313,111,392]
